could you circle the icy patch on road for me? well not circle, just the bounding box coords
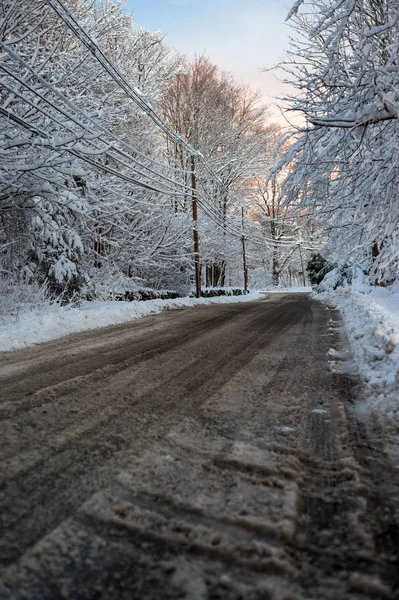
[0,292,264,352]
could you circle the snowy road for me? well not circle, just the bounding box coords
[0,294,398,599]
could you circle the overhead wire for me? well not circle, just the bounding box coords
[0,106,188,197]
[1,97,320,250]
[7,0,320,254]
[0,45,191,191]
[45,0,313,249]
[45,0,297,243]
[195,178,307,247]
[46,0,201,157]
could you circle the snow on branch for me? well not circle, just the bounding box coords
[276,0,399,284]
[286,0,305,21]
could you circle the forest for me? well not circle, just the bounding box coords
[1,0,398,314]
[0,0,319,314]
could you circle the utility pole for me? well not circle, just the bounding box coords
[241,208,248,294]
[191,154,201,298]
[298,239,306,287]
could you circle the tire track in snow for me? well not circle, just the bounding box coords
[0,295,398,599]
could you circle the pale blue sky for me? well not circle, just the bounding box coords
[126,1,292,123]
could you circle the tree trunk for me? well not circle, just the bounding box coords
[206,264,213,287]
[94,226,104,268]
[372,241,386,286]
[270,221,279,286]
[219,260,226,287]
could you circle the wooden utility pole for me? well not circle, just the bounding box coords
[241,208,248,294]
[191,155,201,298]
[298,240,306,287]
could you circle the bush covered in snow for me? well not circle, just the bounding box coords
[121,289,180,302]
[0,276,62,325]
[316,266,367,293]
[200,288,248,298]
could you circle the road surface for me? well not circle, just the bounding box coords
[0,294,398,599]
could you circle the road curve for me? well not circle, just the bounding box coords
[0,294,398,599]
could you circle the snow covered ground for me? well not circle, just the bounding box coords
[318,283,399,459]
[0,292,264,353]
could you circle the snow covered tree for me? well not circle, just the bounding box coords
[0,0,189,298]
[161,56,276,286]
[306,253,335,285]
[276,0,399,284]
[250,171,299,286]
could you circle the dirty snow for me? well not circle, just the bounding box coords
[318,284,399,456]
[0,292,264,352]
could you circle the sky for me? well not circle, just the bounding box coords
[126,0,294,125]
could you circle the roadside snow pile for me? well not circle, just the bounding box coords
[0,291,264,352]
[318,283,399,440]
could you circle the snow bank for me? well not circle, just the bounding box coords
[0,292,264,353]
[318,285,399,450]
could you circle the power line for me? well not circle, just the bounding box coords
[0,106,187,197]
[0,69,301,247]
[3,2,322,263]
[1,99,320,251]
[0,44,192,190]
[44,0,318,251]
[46,0,201,157]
